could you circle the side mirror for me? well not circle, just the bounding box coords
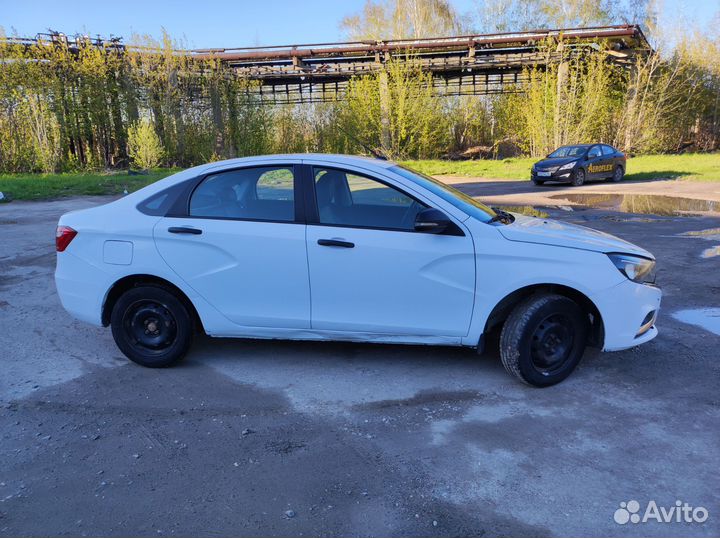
[414,208,453,234]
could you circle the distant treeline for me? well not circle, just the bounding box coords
[0,30,718,173]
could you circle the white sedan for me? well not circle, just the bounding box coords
[55,154,661,386]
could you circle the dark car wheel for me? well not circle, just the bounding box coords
[499,293,588,387]
[110,285,193,368]
[532,178,545,186]
[611,165,624,182]
[571,168,586,186]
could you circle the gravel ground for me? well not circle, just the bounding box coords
[0,184,718,537]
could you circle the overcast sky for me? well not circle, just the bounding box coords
[1,0,717,48]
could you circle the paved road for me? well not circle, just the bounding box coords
[0,189,718,537]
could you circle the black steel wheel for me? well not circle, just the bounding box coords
[611,165,624,182]
[529,313,575,375]
[500,293,588,386]
[111,285,193,367]
[571,168,586,186]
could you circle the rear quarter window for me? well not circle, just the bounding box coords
[136,181,189,216]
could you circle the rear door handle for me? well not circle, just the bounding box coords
[318,239,354,248]
[168,226,202,235]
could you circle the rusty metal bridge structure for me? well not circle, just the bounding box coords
[3,25,651,104]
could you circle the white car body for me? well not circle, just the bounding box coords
[55,154,661,368]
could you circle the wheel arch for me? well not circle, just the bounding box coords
[101,274,205,333]
[482,283,604,348]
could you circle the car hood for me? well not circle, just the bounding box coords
[498,214,653,257]
[535,157,580,168]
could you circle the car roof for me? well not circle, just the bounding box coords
[557,143,614,148]
[123,153,399,202]
[206,153,397,171]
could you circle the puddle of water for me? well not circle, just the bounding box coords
[681,227,720,238]
[602,215,658,223]
[672,308,720,336]
[549,194,720,216]
[701,246,720,258]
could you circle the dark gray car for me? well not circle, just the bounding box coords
[531,144,626,186]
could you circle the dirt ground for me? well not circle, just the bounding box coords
[0,177,719,537]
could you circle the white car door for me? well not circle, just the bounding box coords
[153,164,310,329]
[305,166,476,337]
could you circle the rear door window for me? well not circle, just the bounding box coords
[190,166,295,222]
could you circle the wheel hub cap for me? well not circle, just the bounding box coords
[531,314,574,372]
[123,301,177,352]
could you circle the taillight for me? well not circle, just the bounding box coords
[56,226,77,252]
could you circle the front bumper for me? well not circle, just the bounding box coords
[532,169,574,182]
[590,279,662,351]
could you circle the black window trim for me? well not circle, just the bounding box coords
[165,163,306,225]
[305,164,464,236]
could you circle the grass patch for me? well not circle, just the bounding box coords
[0,152,717,202]
[0,169,177,201]
[494,205,550,218]
[400,158,536,179]
[623,153,720,182]
[402,153,720,182]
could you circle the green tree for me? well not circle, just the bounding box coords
[337,56,450,159]
[341,0,464,40]
[127,118,165,169]
[473,0,655,33]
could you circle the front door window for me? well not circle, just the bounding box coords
[314,167,426,231]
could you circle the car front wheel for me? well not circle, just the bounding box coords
[110,285,193,368]
[499,293,588,387]
[571,168,585,186]
[532,178,545,186]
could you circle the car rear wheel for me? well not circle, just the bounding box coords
[571,168,585,186]
[110,285,193,368]
[499,293,588,387]
[611,165,624,182]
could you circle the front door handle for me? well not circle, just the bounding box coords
[168,226,202,235]
[318,239,354,248]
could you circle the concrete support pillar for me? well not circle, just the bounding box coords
[379,68,391,154]
[553,42,569,150]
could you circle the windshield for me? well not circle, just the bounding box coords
[548,146,587,158]
[391,165,496,223]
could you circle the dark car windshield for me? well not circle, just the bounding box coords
[548,146,587,158]
[391,165,496,223]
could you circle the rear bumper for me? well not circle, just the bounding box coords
[591,280,662,351]
[55,251,109,327]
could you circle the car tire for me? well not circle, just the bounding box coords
[571,168,585,186]
[532,178,545,186]
[499,293,588,387]
[110,285,193,368]
[611,165,624,182]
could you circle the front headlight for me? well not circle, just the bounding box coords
[558,161,577,171]
[607,253,656,283]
